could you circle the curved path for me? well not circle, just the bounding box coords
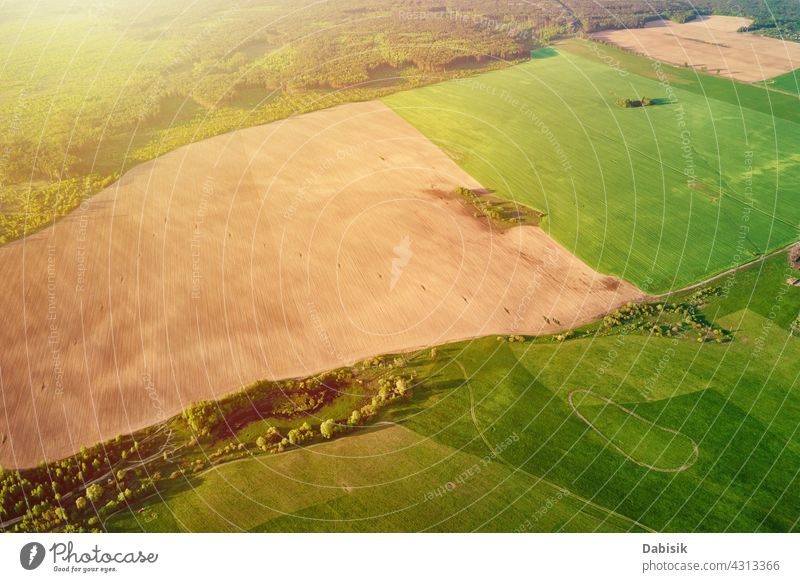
[568,389,699,473]
[455,361,654,532]
[649,242,798,301]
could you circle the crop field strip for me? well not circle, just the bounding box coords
[384,39,800,292]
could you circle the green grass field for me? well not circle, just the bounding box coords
[384,39,800,292]
[570,390,698,472]
[766,69,800,95]
[108,425,642,533]
[107,252,800,532]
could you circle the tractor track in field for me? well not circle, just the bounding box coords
[454,361,655,533]
[648,241,799,301]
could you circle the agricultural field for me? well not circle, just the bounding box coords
[2,0,800,538]
[384,39,800,292]
[99,251,799,532]
[0,99,638,471]
[767,69,800,95]
[592,15,800,83]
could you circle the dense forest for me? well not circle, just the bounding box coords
[710,0,800,39]
[0,0,796,243]
[561,0,705,31]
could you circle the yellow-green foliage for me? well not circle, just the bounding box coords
[0,174,116,244]
[0,0,566,244]
[183,400,221,437]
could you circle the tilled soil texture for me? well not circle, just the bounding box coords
[0,100,640,468]
[593,16,800,83]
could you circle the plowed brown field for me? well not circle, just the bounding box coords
[593,15,800,82]
[0,101,639,468]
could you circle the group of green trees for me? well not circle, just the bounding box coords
[600,288,732,342]
[0,430,162,532]
[562,0,705,31]
[349,372,416,425]
[564,0,800,34]
[705,0,800,38]
[456,186,541,227]
[616,96,654,108]
[183,400,223,438]
[1,351,423,532]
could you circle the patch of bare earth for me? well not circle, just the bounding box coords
[0,101,640,468]
[593,15,800,83]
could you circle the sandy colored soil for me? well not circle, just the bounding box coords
[0,100,640,468]
[593,15,800,82]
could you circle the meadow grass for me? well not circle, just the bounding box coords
[108,424,640,533]
[765,69,800,95]
[570,390,698,472]
[384,39,800,292]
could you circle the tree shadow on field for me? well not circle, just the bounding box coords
[650,97,674,106]
[381,378,467,419]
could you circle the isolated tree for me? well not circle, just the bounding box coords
[75,496,87,510]
[256,436,267,449]
[320,419,336,439]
